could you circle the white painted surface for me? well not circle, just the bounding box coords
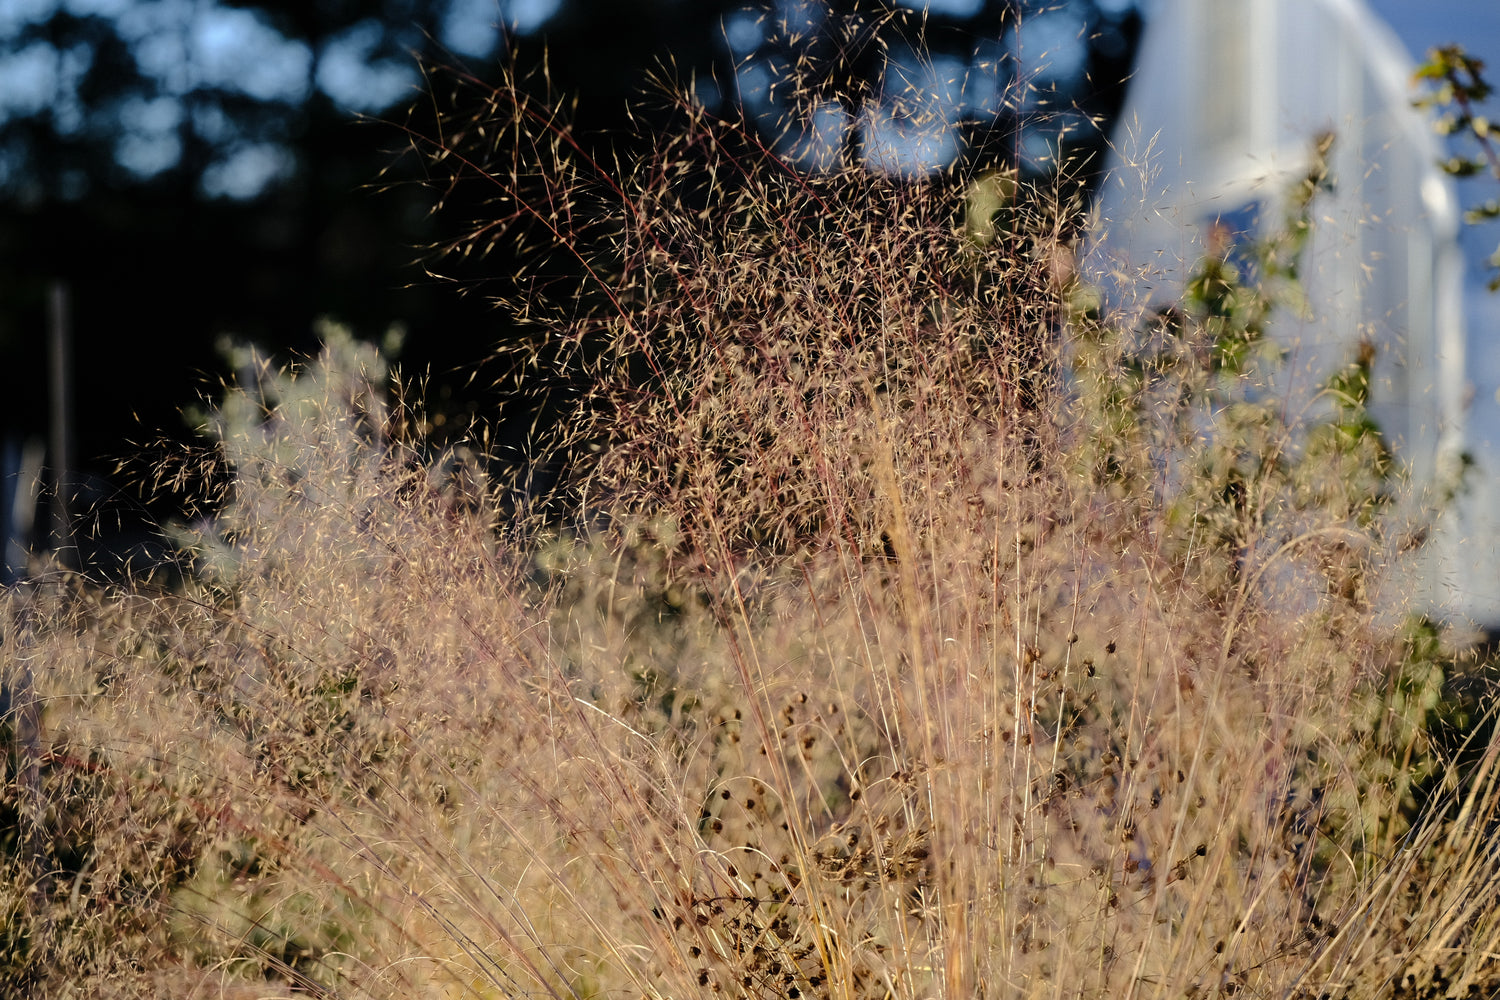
[1366,1,1500,621]
[1093,0,1482,622]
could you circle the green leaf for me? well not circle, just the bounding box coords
[1464,201,1500,223]
[1441,156,1484,177]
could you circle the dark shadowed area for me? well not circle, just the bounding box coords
[0,0,1140,576]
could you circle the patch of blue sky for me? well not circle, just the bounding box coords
[1016,108,1092,173]
[441,0,502,59]
[115,0,194,93]
[736,55,788,114]
[883,48,968,119]
[0,0,56,37]
[503,0,562,36]
[190,100,231,144]
[114,94,183,178]
[723,9,766,55]
[775,0,825,40]
[1016,124,1055,173]
[117,92,182,135]
[777,99,849,171]
[61,0,131,15]
[893,0,986,18]
[0,42,57,121]
[861,104,961,177]
[962,74,1004,118]
[1366,0,1500,287]
[964,41,1009,117]
[1008,8,1088,84]
[0,36,88,135]
[201,142,294,200]
[192,6,312,103]
[317,19,420,113]
[51,43,91,134]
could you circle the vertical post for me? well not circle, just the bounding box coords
[0,282,67,956]
[47,281,74,569]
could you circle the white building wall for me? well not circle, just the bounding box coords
[1091,0,1478,622]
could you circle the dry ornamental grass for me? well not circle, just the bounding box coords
[4,29,1500,1000]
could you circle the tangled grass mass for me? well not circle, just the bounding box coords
[4,56,1500,999]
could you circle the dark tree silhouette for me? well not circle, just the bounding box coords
[0,0,1138,567]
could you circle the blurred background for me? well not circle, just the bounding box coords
[3,0,1499,615]
[0,0,1143,576]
